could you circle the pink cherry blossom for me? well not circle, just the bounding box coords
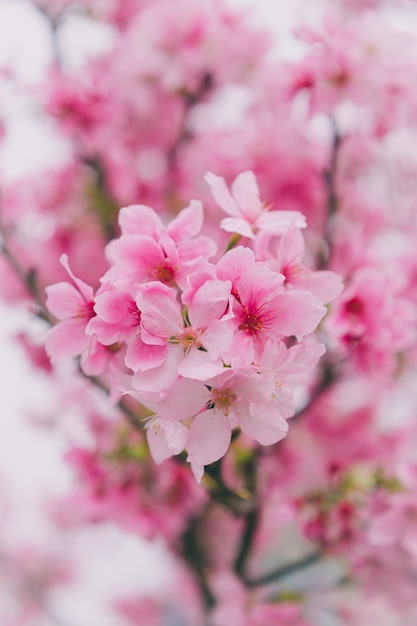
[217,250,326,366]
[135,277,233,384]
[45,254,96,361]
[205,170,307,239]
[274,226,344,303]
[103,200,216,291]
[148,368,290,482]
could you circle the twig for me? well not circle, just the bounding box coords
[80,370,144,433]
[0,220,52,323]
[32,4,65,70]
[244,551,321,588]
[204,459,256,517]
[165,72,214,197]
[82,155,119,241]
[180,511,216,610]
[320,119,342,269]
[233,449,260,576]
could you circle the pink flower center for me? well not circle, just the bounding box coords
[78,300,95,321]
[345,297,363,316]
[175,329,201,353]
[239,304,274,336]
[154,262,175,284]
[211,387,237,415]
[239,310,262,335]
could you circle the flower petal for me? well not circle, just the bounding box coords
[167,199,203,243]
[205,172,240,216]
[186,410,231,482]
[230,170,262,221]
[188,279,231,329]
[136,281,182,339]
[146,417,187,464]
[220,217,255,239]
[45,318,90,360]
[273,291,326,337]
[156,377,207,419]
[237,402,288,445]
[45,282,87,320]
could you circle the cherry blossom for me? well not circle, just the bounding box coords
[205,171,307,239]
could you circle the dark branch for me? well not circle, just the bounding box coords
[0,219,52,324]
[245,551,321,588]
[180,512,216,610]
[233,449,260,576]
[319,119,342,269]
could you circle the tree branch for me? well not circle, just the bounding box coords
[244,551,321,588]
[319,119,342,269]
[233,449,260,577]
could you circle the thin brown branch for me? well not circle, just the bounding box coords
[244,551,321,588]
[319,119,342,269]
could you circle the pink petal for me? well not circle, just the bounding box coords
[238,266,284,307]
[230,171,262,221]
[271,342,326,375]
[167,199,203,243]
[186,410,231,483]
[216,246,255,284]
[80,337,108,376]
[232,371,275,404]
[140,325,166,346]
[257,210,307,233]
[156,378,207,419]
[146,418,187,464]
[178,348,225,380]
[227,332,254,368]
[302,270,344,303]
[60,254,94,303]
[136,282,182,339]
[132,348,182,393]
[159,234,179,265]
[205,172,240,216]
[237,402,288,445]
[93,290,135,324]
[278,226,305,267]
[45,282,86,320]
[273,291,326,337]
[45,319,90,360]
[188,279,231,329]
[220,216,255,239]
[125,339,167,372]
[118,204,163,237]
[106,235,164,281]
[146,421,175,464]
[86,316,120,345]
[177,236,217,262]
[200,319,235,359]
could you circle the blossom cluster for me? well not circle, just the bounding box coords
[45,171,342,481]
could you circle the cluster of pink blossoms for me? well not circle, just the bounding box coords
[45,171,342,481]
